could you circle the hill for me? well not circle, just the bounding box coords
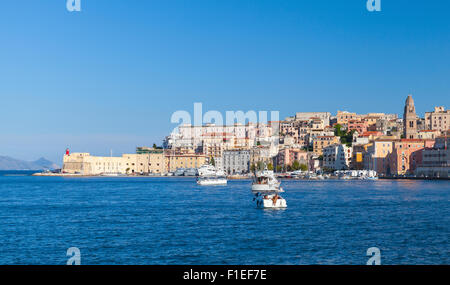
[0,156,60,170]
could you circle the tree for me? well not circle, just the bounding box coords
[276,165,282,173]
[334,124,345,137]
[300,163,308,172]
[334,124,355,147]
[291,160,301,171]
[210,157,215,166]
[257,161,265,171]
[153,143,157,149]
[250,164,256,173]
[267,163,273,171]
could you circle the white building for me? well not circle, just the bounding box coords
[164,123,275,154]
[323,144,353,170]
[223,150,251,174]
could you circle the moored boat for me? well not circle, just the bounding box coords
[197,176,227,186]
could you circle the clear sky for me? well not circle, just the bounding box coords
[0,0,449,163]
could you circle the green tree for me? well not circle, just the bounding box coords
[267,163,274,171]
[300,163,308,172]
[152,143,157,149]
[250,164,256,173]
[291,160,301,171]
[257,161,265,171]
[276,165,282,172]
[210,157,215,166]
[334,124,345,137]
[334,124,355,147]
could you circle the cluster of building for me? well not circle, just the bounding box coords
[62,95,449,178]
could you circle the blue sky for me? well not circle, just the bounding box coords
[0,0,449,163]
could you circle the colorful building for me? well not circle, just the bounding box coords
[276,148,308,169]
[323,144,353,170]
[425,106,450,133]
[312,136,340,155]
[388,139,435,175]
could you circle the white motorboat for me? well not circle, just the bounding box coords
[184,168,198,176]
[254,193,287,209]
[198,164,218,176]
[174,168,185,176]
[101,172,123,177]
[197,176,227,186]
[251,169,284,193]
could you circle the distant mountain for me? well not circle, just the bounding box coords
[0,156,60,171]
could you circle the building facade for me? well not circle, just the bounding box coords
[425,106,450,133]
[223,150,251,174]
[415,136,449,178]
[323,144,353,170]
[388,139,435,175]
[165,151,207,173]
[312,136,340,155]
[403,95,418,139]
[62,150,167,175]
[363,140,394,175]
[276,148,308,169]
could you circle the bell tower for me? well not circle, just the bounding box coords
[403,94,417,139]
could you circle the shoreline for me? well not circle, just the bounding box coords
[29,172,450,181]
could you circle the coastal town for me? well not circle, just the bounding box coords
[56,95,449,179]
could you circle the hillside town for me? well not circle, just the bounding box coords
[61,95,449,179]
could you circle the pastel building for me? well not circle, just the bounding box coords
[363,140,394,175]
[417,130,440,140]
[425,106,450,133]
[415,137,450,178]
[62,150,167,175]
[165,151,207,173]
[276,148,308,168]
[312,136,340,155]
[347,120,369,134]
[336,111,358,125]
[323,144,353,170]
[388,139,435,175]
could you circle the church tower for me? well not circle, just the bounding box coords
[403,94,418,139]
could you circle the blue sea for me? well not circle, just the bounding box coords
[0,171,448,265]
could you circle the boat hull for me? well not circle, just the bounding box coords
[251,184,283,193]
[197,179,227,186]
[255,196,287,208]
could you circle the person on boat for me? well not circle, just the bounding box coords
[272,194,279,205]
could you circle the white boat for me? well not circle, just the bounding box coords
[251,169,284,193]
[359,176,379,180]
[254,193,287,209]
[174,168,185,176]
[101,172,123,177]
[197,176,227,186]
[198,164,220,176]
[184,168,198,176]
